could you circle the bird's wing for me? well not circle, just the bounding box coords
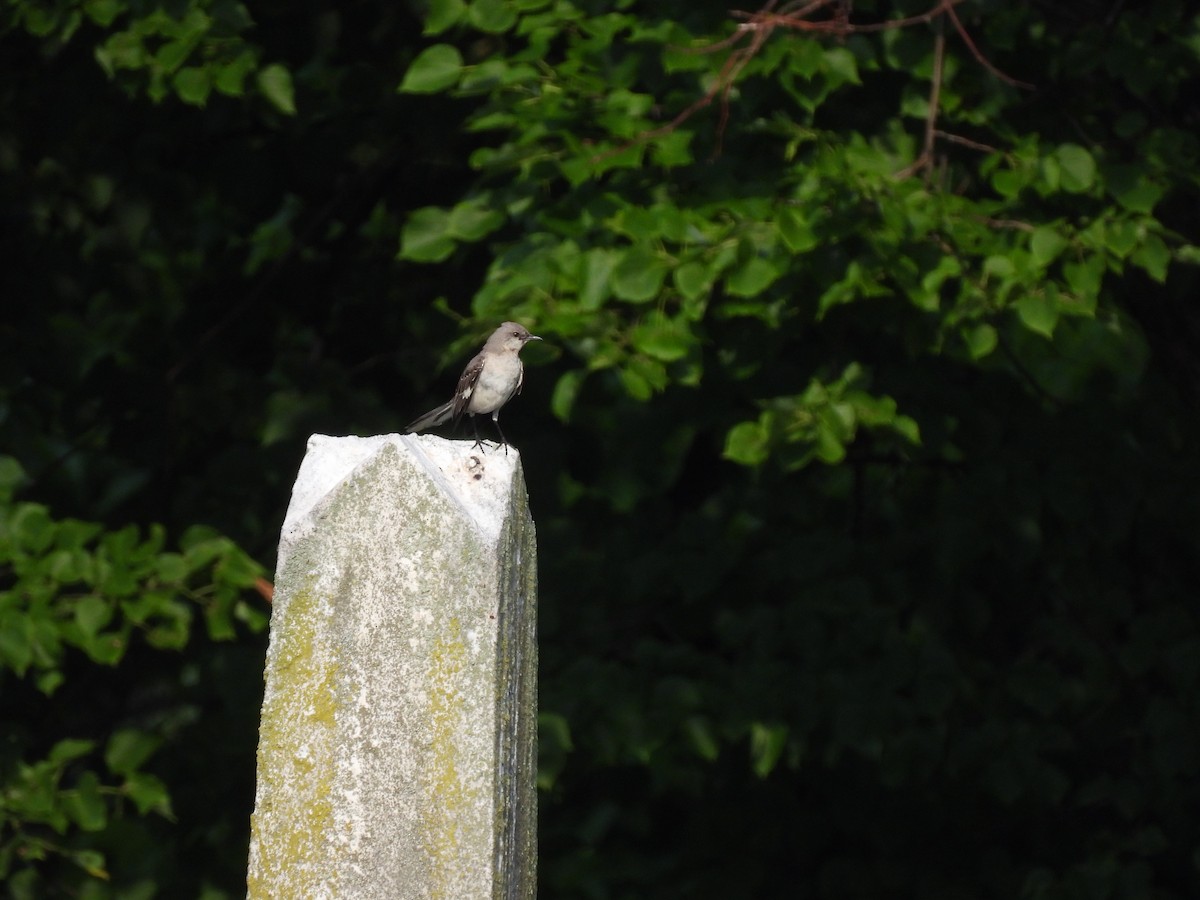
[451,351,486,420]
[516,365,524,396]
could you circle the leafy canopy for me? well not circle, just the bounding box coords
[3,0,1200,895]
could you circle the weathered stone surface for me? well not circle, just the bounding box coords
[248,434,537,899]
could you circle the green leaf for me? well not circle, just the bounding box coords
[673,260,711,301]
[823,401,856,442]
[37,670,65,696]
[168,8,212,41]
[48,548,90,583]
[1064,255,1105,299]
[62,771,107,831]
[424,0,466,35]
[1119,182,1164,214]
[399,44,463,93]
[105,729,162,776]
[29,617,63,673]
[724,419,770,466]
[56,518,103,550]
[84,631,127,665]
[214,546,263,587]
[21,4,63,36]
[1175,244,1200,265]
[155,552,187,582]
[70,849,110,879]
[83,0,124,27]
[1016,292,1058,339]
[684,716,720,762]
[213,52,256,97]
[205,586,238,640]
[1104,219,1140,259]
[75,596,111,638]
[611,248,668,302]
[725,257,780,297]
[823,47,860,87]
[618,364,653,400]
[814,424,846,463]
[777,206,818,253]
[95,31,147,77]
[631,317,691,362]
[550,369,586,422]
[49,738,97,764]
[914,255,961,311]
[578,248,618,309]
[817,261,864,317]
[650,128,693,168]
[467,0,518,33]
[612,203,681,241]
[0,455,27,500]
[399,207,456,262]
[892,414,921,445]
[235,598,270,633]
[144,600,191,650]
[1131,234,1170,283]
[984,255,1016,280]
[0,611,35,674]
[1030,226,1068,266]
[12,503,55,553]
[623,355,668,397]
[1107,166,1165,213]
[459,58,518,93]
[156,38,196,74]
[256,63,296,115]
[991,167,1024,199]
[750,722,789,778]
[180,528,227,566]
[964,322,998,360]
[244,194,301,275]
[1053,144,1096,193]
[446,198,503,241]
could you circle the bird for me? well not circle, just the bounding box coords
[404,322,542,453]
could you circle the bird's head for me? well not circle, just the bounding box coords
[494,322,542,353]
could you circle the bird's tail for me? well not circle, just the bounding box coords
[404,400,455,434]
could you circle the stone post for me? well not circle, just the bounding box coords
[247,434,537,899]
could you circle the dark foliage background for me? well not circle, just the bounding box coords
[3,0,1199,896]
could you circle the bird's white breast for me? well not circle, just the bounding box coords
[467,353,523,414]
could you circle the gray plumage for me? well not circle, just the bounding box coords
[405,321,542,451]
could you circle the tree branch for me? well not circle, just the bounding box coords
[594,0,1031,167]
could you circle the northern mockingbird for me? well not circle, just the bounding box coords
[404,321,542,453]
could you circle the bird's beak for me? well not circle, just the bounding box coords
[527,334,543,342]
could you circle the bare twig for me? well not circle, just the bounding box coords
[592,0,1031,167]
[980,217,1037,232]
[894,18,946,180]
[933,130,1000,154]
[944,2,1033,88]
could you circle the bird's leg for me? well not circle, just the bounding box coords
[492,412,509,456]
[470,416,486,451]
